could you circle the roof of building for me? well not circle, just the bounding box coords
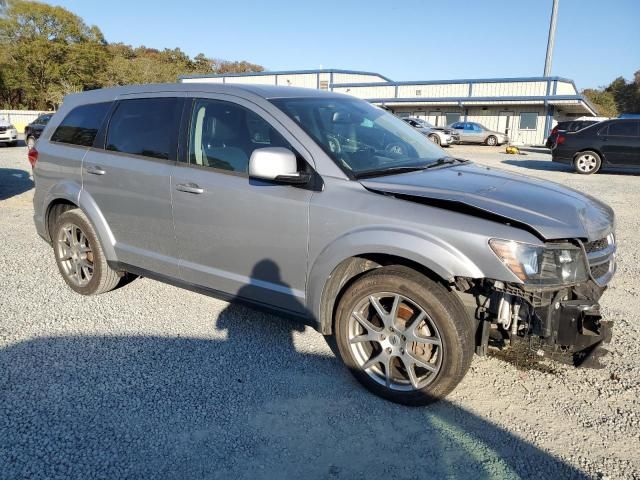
[179,68,393,82]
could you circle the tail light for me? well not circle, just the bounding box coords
[556,134,566,145]
[27,147,38,168]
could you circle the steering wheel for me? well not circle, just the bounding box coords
[327,134,341,154]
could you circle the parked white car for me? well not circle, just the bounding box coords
[402,117,459,147]
[0,118,18,146]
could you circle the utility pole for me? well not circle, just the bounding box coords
[544,0,559,77]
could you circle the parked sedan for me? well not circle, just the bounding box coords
[545,120,600,148]
[552,119,640,174]
[449,122,508,146]
[25,113,53,148]
[0,119,18,146]
[401,117,459,147]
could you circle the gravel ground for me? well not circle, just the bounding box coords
[0,143,639,479]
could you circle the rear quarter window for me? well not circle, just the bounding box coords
[50,102,112,147]
[106,97,182,160]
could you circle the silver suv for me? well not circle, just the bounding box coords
[32,84,616,405]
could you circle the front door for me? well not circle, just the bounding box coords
[82,95,183,277]
[600,120,640,166]
[427,111,441,126]
[171,96,313,314]
[498,111,514,137]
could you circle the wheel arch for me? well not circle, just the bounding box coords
[307,228,484,335]
[43,185,117,261]
[573,148,606,164]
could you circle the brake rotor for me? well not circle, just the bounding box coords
[396,303,434,362]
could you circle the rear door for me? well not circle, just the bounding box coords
[82,94,184,277]
[170,95,313,313]
[600,120,640,166]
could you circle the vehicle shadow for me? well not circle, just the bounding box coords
[0,260,589,479]
[0,167,34,201]
[501,159,572,173]
[502,159,640,176]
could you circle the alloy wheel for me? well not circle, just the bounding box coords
[56,223,94,287]
[348,292,443,391]
[576,154,598,173]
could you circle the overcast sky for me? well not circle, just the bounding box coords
[48,0,640,90]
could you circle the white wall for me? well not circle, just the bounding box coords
[555,81,577,95]
[0,110,52,132]
[471,81,547,97]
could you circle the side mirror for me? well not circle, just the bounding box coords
[248,147,310,185]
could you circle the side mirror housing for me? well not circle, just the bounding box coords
[248,147,310,185]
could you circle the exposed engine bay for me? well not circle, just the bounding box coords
[456,276,613,368]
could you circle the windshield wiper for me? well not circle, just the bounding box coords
[425,157,469,169]
[355,165,429,179]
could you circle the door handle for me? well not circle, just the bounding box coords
[176,182,204,194]
[86,165,106,175]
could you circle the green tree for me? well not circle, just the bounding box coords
[582,88,618,117]
[0,0,107,109]
[582,70,640,118]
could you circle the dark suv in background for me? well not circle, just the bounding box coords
[25,113,53,148]
[545,120,600,148]
[552,119,640,174]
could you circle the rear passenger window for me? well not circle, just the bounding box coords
[51,102,112,147]
[607,121,638,137]
[106,98,181,160]
[188,99,293,174]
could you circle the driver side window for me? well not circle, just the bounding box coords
[189,99,294,174]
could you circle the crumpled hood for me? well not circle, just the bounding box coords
[360,162,614,241]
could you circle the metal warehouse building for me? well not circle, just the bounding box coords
[179,69,598,145]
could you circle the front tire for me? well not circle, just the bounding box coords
[334,265,474,406]
[428,134,441,146]
[573,151,601,175]
[53,208,121,295]
[485,135,498,146]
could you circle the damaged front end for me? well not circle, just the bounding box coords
[458,234,616,368]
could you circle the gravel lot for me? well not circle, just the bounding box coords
[1,143,639,479]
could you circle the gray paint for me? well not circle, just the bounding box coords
[33,82,615,326]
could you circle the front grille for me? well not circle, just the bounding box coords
[584,237,608,253]
[584,233,616,286]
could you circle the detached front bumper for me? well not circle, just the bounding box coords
[532,297,612,366]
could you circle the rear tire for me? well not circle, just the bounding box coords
[52,208,121,295]
[573,151,601,175]
[334,265,474,406]
[428,134,441,146]
[486,135,498,146]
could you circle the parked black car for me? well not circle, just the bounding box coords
[552,119,640,174]
[545,120,600,148]
[619,113,640,119]
[25,113,53,148]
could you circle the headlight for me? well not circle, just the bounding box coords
[489,239,589,285]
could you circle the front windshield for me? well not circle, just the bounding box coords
[270,97,445,177]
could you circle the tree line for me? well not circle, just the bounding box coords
[0,0,263,110]
[582,70,640,117]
